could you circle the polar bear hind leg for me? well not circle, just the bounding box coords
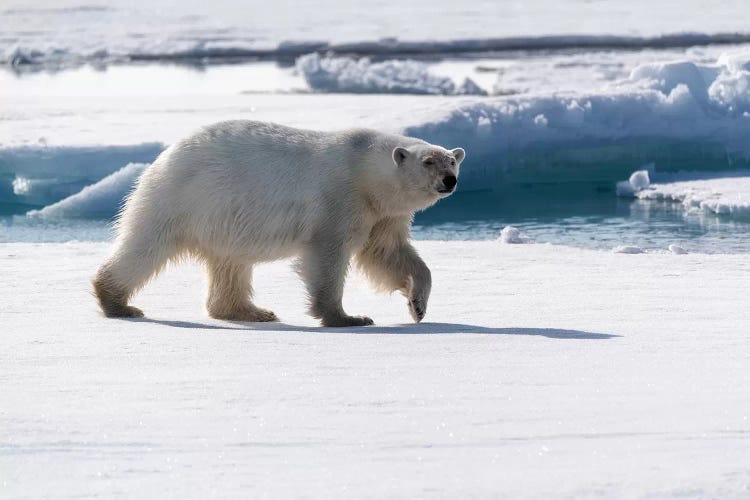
[93,230,177,318]
[205,256,277,322]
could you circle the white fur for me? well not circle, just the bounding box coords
[93,120,465,326]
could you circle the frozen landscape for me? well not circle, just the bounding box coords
[3,0,750,497]
[3,242,750,498]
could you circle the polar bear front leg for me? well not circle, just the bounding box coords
[298,237,374,327]
[362,240,431,323]
[406,264,431,323]
[356,217,432,323]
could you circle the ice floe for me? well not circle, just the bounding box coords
[296,53,486,95]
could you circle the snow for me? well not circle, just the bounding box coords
[454,77,486,96]
[28,162,148,218]
[3,240,750,498]
[0,144,162,208]
[635,173,750,217]
[296,53,486,95]
[613,245,645,254]
[629,169,651,191]
[616,168,652,197]
[10,33,750,71]
[5,0,750,70]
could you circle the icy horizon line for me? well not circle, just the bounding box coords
[9,31,750,68]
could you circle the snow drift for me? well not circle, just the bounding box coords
[296,53,486,95]
[615,166,750,218]
[405,53,750,190]
[635,173,750,217]
[28,163,148,218]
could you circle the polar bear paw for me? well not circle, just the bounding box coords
[106,304,145,318]
[322,314,374,328]
[210,305,278,323]
[409,297,427,323]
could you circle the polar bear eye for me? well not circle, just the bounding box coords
[450,159,456,166]
[424,158,435,166]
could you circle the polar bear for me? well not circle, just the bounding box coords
[93,120,465,327]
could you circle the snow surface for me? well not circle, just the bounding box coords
[616,169,750,218]
[3,241,750,498]
[635,174,750,217]
[296,53,486,95]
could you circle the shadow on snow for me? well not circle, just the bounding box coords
[126,318,618,339]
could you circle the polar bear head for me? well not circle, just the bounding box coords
[392,144,465,207]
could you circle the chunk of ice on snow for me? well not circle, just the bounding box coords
[629,169,651,191]
[613,245,644,254]
[498,226,531,244]
[616,168,652,197]
[668,244,688,254]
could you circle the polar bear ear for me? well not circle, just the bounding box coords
[451,148,466,164]
[392,147,411,166]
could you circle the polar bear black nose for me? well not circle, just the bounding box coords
[443,175,457,191]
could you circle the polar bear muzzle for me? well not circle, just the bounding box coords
[439,175,458,193]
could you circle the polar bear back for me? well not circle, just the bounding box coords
[129,121,424,260]
[175,121,341,191]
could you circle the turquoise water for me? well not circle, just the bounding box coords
[414,190,750,253]
[3,189,749,253]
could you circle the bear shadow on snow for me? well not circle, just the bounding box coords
[125,318,618,340]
